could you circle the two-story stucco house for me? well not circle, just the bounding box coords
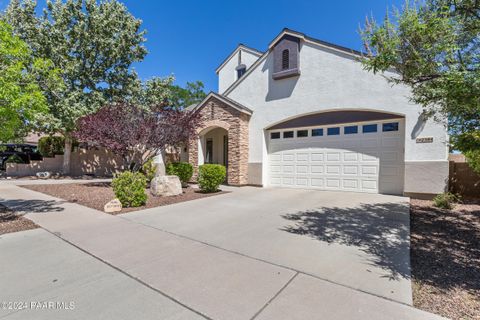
[187,28,449,197]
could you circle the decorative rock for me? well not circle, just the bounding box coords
[151,175,182,197]
[36,172,52,179]
[104,198,122,213]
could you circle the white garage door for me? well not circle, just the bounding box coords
[268,120,405,194]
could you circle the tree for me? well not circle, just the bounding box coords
[4,0,147,174]
[74,103,202,171]
[169,81,207,109]
[0,20,60,142]
[128,77,207,110]
[361,0,480,172]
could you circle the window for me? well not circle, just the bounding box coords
[237,67,246,79]
[297,130,308,138]
[312,128,323,137]
[363,124,378,133]
[206,139,213,164]
[282,49,289,70]
[327,127,340,136]
[383,122,399,132]
[283,131,294,138]
[344,126,358,134]
[270,132,280,139]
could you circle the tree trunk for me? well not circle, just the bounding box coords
[63,134,72,175]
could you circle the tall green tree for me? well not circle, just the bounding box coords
[4,0,147,173]
[361,0,480,172]
[128,77,207,110]
[169,81,207,109]
[0,20,59,142]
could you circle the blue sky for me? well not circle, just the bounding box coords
[1,0,405,92]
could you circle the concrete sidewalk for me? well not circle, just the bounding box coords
[0,183,445,320]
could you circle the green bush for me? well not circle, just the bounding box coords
[111,171,147,208]
[166,162,193,187]
[433,192,460,209]
[198,164,226,193]
[38,136,65,157]
[5,154,25,164]
[141,159,156,183]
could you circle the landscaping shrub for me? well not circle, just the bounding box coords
[198,164,226,193]
[166,162,193,187]
[141,158,156,183]
[433,192,460,209]
[38,136,65,157]
[111,171,147,207]
[5,154,25,164]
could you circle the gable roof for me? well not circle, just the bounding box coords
[215,44,263,74]
[269,28,364,56]
[188,92,253,115]
[222,28,365,96]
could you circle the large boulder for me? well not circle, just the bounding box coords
[151,175,182,197]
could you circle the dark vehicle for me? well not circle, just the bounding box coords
[0,144,43,170]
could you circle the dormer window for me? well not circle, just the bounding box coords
[272,35,301,80]
[236,64,247,79]
[282,49,290,70]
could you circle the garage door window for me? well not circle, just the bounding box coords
[383,122,399,132]
[344,126,358,134]
[312,128,323,137]
[297,130,308,138]
[270,132,280,139]
[363,124,378,133]
[283,131,294,138]
[327,127,340,136]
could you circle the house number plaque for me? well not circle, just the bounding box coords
[416,137,434,143]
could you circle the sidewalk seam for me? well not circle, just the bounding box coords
[122,216,414,308]
[250,272,299,320]
[40,227,213,320]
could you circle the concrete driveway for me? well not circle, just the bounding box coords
[0,182,443,320]
[123,187,412,304]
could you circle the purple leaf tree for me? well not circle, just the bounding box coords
[74,103,201,171]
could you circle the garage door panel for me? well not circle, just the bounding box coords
[296,153,309,161]
[326,165,341,174]
[343,179,359,189]
[361,139,379,148]
[311,153,324,161]
[311,178,324,188]
[343,166,358,175]
[296,165,309,174]
[343,152,358,161]
[282,177,295,185]
[296,177,309,186]
[361,165,378,175]
[326,179,341,188]
[326,152,341,162]
[267,120,404,195]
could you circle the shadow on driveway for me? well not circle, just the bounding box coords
[280,202,410,281]
[0,198,66,214]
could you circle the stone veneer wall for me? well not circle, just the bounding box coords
[188,97,250,186]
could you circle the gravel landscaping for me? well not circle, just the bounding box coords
[410,199,480,320]
[22,182,227,214]
[0,203,39,235]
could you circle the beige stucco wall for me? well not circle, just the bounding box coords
[6,148,127,177]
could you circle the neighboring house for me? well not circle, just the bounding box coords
[188,28,449,197]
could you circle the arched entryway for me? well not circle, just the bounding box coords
[198,125,229,176]
[187,93,251,186]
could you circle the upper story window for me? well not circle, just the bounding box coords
[236,66,246,79]
[282,49,290,70]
